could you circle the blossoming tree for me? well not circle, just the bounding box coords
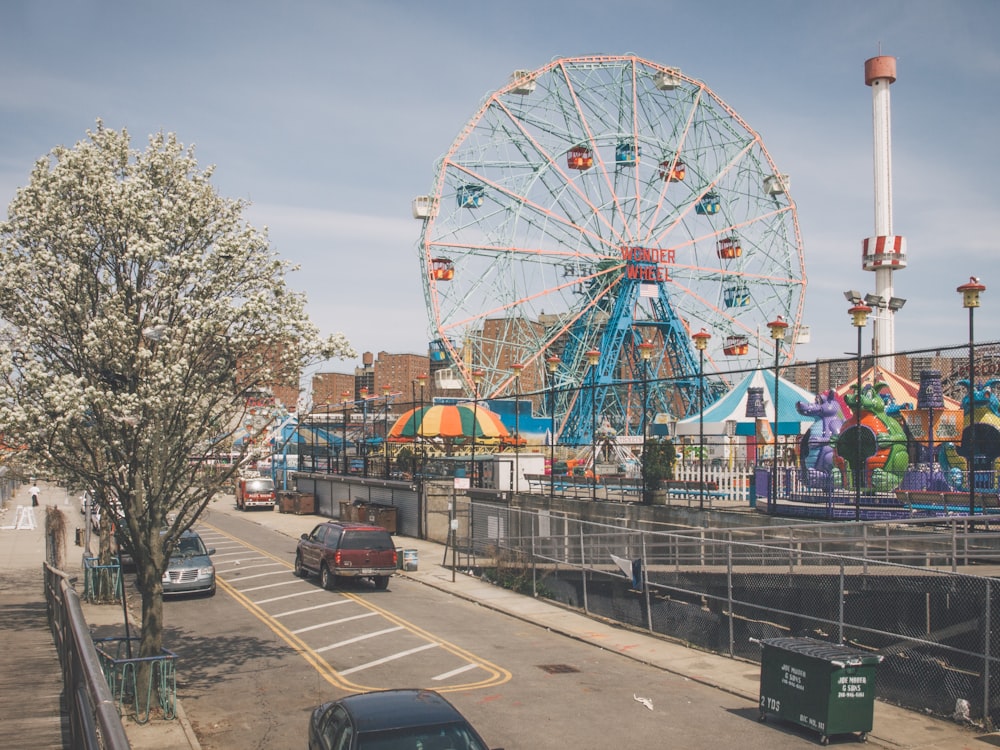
[0,124,354,664]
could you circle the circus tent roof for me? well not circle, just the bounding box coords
[672,369,817,437]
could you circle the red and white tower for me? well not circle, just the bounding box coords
[862,55,906,373]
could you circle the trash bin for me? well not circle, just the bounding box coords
[757,636,882,745]
[366,504,397,533]
[278,491,298,514]
[292,493,315,514]
[339,501,365,521]
[402,549,418,571]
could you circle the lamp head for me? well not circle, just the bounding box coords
[511,362,525,378]
[767,316,788,342]
[472,369,485,385]
[637,340,655,361]
[416,372,428,388]
[341,390,351,404]
[584,349,600,367]
[692,329,711,351]
[843,290,862,304]
[848,303,873,328]
[546,354,561,373]
[958,276,985,308]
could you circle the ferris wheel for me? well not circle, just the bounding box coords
[413,55,806,445]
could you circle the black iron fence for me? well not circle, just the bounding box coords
[44,563,131,750]
[457,498,1000,728]
[294,341,1000,515]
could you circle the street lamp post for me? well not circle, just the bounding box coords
[324,400,331,473]
[511,363,524,493]
[341,391,351,474]
[849,303,873,521]
[585,349,601,502]
[382,385,391,478]
[692,329,712,510]
[546,355,561,500]
[310,403,317,473]
[766,317,788,511]
[958,277,986,516]
[360,386,369,478]
[638,340,655,503]
[470,369,484,488]
[416,373,427,479]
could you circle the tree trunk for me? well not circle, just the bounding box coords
[137,560,164,659]
[134,557,166,716]
[93,504,118,602]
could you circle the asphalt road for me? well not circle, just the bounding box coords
[153,510,828,750]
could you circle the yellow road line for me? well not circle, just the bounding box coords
[202,522,511,693]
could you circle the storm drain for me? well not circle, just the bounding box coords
[538,664,580,674]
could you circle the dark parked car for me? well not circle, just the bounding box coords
[308,689,500,750]
[162,529,216,596]
[295,522,397,590]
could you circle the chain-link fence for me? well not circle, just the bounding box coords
[457,498,999,727]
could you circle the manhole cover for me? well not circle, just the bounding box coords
[538,664,579,674]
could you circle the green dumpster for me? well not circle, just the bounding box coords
[757,636,882,745]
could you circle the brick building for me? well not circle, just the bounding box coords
[309,350,431,417]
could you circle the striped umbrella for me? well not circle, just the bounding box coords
[388,403,510,441]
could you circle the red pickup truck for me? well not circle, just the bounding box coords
[294,522,397,590]
[236,476,276,510]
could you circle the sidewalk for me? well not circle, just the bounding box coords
[0,483,68,749]
[3,488,993,749]
[0,484,198,750]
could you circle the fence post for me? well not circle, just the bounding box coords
[727,542,734,657]
[984,580,992,725]
[952,521,959,573]
[642,534,652,634]
[579,524,588,615]
[838,560,845,645]
[531,516,537,598]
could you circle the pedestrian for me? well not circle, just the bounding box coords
[30,483,40,507]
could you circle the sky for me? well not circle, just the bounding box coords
[2,0,999,388]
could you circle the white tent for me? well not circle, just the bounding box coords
[670,369,817,437]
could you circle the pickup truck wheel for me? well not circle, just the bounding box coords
[373,575,390,591]
[320,564,336,591]
[294,554,306,578]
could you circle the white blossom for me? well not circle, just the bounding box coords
[0,123,355,658]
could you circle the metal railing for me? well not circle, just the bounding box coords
[459,499,1000,728]
[44,563,131,750]
[94,637,177,724]
[83,556,123,604]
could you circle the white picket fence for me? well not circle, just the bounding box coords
[670,461,754,506]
